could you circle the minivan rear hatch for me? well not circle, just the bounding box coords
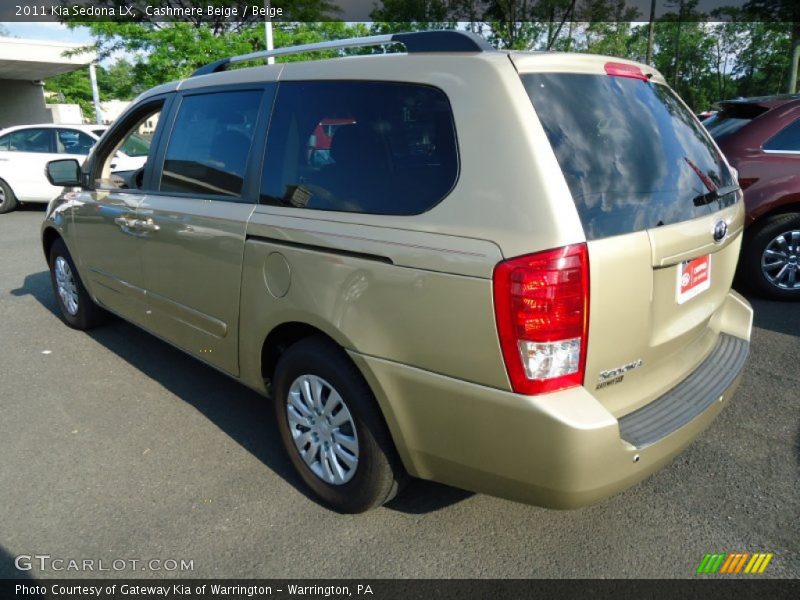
[513,54,743,417]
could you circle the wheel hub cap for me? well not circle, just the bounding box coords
[286,374,359,485]
[761,230,800,290]
[54,256,79,315]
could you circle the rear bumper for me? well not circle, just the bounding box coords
[349,291,752,509]
[618,334,748,448]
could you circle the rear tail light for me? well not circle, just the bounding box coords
[492,244,590,395]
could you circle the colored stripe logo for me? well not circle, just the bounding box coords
[696,552,773,574]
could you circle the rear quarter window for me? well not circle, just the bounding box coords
[522,73,736,240]
[260,81,459,216]
[764,119,800,152]
[7,128,54,154]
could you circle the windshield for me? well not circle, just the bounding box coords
[522,73,736,240]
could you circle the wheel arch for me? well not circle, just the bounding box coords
[0,175,18,212]
[260,321,337,385]
[42,226,63,261]
[258,320,412,474]
[747,195,800,230]
[739,205,800,299]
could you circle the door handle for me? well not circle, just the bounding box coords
[114,216,137,229]
[135,218,160,232]
[114,216,159,235]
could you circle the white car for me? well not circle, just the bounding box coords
[0,123,149,213]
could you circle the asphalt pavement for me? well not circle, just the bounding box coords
[0,205,797,579]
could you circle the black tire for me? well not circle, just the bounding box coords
[48,238,109,329]
[0,179,18,214]
[740,213,800,300]
[273,336,407,513]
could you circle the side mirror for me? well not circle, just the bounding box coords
[46,159,82,187]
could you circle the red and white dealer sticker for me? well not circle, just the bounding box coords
[677,255,711,304]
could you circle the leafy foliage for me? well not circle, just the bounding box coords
[44,68,96,120]
[372,0,798,107]
[48,0,798,115]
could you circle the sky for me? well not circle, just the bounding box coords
[1,22,93,44]
[0,22,133,66]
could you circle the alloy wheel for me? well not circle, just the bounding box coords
[761,229,800,290]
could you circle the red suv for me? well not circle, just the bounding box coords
[705,95,800,299]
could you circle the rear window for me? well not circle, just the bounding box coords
[704,102,770,143]
[522,73,736,240]
[704,114,752,141]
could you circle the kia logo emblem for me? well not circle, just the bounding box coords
[713,220,728,243]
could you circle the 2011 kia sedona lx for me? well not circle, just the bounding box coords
[41,31,753,513]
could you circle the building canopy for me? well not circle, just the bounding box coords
[0,37,95,80]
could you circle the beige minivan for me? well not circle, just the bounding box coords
[42,31,753,513]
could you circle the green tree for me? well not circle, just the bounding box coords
[96,58,138,99]
[271,22,372,61]
[61,1,342,82]
[44,68,96,121]
[651,19,717,109]
[61,3,369,86]
[576,0,640,55]
[733,22,792,97]
[483,1,562,50]
[370,0,456,32]
[368,0,459,53]
[707,12,747,101]
[63,0,799,111]
[744,0,799,93]
[622,23,650,63]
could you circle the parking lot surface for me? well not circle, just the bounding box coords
[0,206,797,579]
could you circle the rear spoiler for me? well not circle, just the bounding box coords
[714,101,771,119]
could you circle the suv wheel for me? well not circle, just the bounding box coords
[48,238,109,329]
[273,336,406,513]
[741,213,800,300]
[0,179,18,214]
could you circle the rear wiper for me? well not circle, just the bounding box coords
[693,184,740,207]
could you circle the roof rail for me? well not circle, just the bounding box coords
[191,30,494,77]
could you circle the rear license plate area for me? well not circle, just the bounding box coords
[676,254,711,304]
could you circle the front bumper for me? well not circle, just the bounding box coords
[349,292,752,509]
